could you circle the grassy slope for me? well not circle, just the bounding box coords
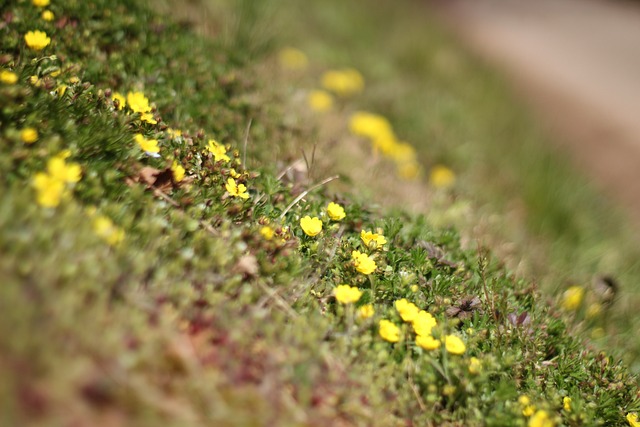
[1,0,639,426]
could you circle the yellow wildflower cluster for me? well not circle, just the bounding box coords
[561,285,584,311]
[207,139,230,162]
[171,160,185,182]
[225,178,250,200]
[134,134,160,157]
[379,319,400,343]
[24,30,51,51]
[351,250,376,275]
[326,202,345,221]
[33,152,82,208]
[93,215,125,246]
[429,164,456,189]
[628,413,640,427]
[349,111,422,180]
[20,127,39,144]
[334,285,363,305]
[360,229,386,249]
[300,216,322,237]
[358,304,375,320]
[1,70,18,85]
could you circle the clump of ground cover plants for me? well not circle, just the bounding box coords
[1,0,639,425]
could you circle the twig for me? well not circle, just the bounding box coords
[278,174,339,220]
[256,281,298,319]
[242,118,252,168]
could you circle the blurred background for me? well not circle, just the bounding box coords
[433,0,640,222]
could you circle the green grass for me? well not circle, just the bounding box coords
[1,0,640,425]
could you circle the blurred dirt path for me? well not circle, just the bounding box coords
[432,0,640,220]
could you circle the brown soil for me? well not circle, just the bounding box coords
[431,0,640,222]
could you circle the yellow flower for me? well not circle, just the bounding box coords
[32,0,50,6]
[627,413,640,427]
[69,76,79,84]
[207,139,230,162]
[260,226,275,240]
[357,304,375,320]
[47,155,81,183]
[300,215,322,237]
[308,89,333,112]
[56,84,67,97]
[351,250,377,275]
[416,334,441,351]
[326,202,345,221]
[171,160,185,182]
[93,215,125,246]
[586,302,602,319]
[167,128,182,139]
[278,47,308,70]
[349,111,394,141]
[395,298,420,323]
[126,91,151,113]
[24,30,51,51]
[429,165,456,188]
[321,68,364,97]
[41,10,54,21]
[379,319,400,343]
[225,177,250,199]
[398,161,421,181]
[33,172,65,207]
[523,405,537,417]
[140,112,157,124]
[412,310,437,336]
[0,70,18,84]
[444,335,466,355]
[518,395,531,406]
[134,134,160,155]
[561,285,584,311]
[360,229,387,249]
[20,128,39,144]
[410,284,419,292]
[469,357,482,374]
[563,397,572,412]
[528,410,554,427]
[334,285,363,305]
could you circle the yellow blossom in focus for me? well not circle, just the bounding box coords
[378,319,400,343]
[134,134,160,155]
[260,226,274,240]
[395,298,420,323]
[278,47,308,70]
[412,310,437,336]
[561,285,584,310]
[351,250,377,275]
[0,70,18,84]
[140,112,157,124]
[321,68,364,97]
[627,413,640,427]
[24,30,51,51]
[126,91,151,113]
[528,410,554,427]
[42,10,54,21]
[361,229,387,249]
[416,334,441,351]
[171,160,185,182]
[429,165,456,189]
[20,128,39,144]
[563,397,572,412]
[33,172,65,207]
[358,304,375,320]
[33,0,50,6]
[112,92,126,110]
[93,215,125,246]
[207,139,230,162]
[308,90,333,113]
[334,285,363,305]
[225,177,249,200]
[444,335,466,355]
[300,215,322,237]
[326,202,345,221]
